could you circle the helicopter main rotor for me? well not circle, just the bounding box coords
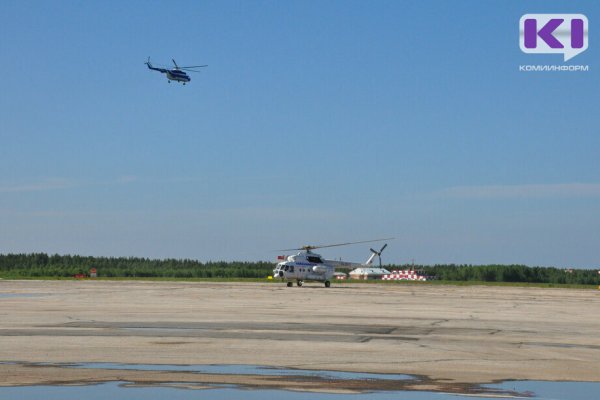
[172,58,207,71]
[278,238,394,252]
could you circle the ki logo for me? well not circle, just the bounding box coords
[520,14,588,61]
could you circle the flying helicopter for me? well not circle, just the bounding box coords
[145,57,207,85]
[273,238,393,288]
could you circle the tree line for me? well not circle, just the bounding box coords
[0,253,598,285]
[419,264,599,285]
[0,253,273,279]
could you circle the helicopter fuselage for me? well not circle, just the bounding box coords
[166,69,190,83]
[146,61,191,84]
[273,251,353,287]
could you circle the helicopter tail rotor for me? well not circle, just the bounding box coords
[368,244,388,267]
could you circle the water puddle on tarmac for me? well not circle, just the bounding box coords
[0,363,597,399]
[66,362,413,381]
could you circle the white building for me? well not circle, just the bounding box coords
[349,267,391,280]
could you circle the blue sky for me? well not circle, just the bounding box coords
[1,1,598,267]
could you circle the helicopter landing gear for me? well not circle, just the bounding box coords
[286,282,293,287]
[324,280,331,288]
[297,280,303,287]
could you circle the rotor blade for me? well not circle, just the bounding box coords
[172,59,179,68]
[278,246,316,251]
[180,65,208,69]
[370,248,378,254]
[278,238,394,252]
[311,238,394,250]
[380,243,388,253]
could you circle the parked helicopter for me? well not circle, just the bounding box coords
[145,57,207,85]
[273,238,393,287]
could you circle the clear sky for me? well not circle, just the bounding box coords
[1,1,598,267]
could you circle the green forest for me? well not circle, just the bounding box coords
[420,264,599,285]
[0,253,598,286]
[0,253,272,279]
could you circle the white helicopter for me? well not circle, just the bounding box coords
[273,238,393,287]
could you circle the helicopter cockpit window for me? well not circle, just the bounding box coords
[284,265,289,271]
[307,256,323,264]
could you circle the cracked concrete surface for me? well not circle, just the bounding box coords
[0,280,599,388]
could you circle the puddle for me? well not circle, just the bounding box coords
[485,380,600,400]
[2,380,599,399]
[1,362,598,399]
[63,362,413,381]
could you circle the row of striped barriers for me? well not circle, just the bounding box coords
[381,270,427,281]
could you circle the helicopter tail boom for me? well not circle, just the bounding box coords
[365,252,378,265]
[145,57,168,73]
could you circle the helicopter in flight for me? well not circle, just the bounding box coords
[273,238,393,288]
[145,57,207,85]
